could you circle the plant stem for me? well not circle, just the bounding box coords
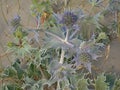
[39,65,46,79]
[69,29,79,39]
[65,28,69,41]
[45,31,74,48]
[59,29,69,64]
[57,80,61,90]
[59,49,65,64]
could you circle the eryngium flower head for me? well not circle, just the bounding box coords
[61,11,78,26]
[11,15,21,28]
[79,52,92,62]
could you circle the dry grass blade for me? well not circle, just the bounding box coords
[105,44,110,60]
[0,0,8,25]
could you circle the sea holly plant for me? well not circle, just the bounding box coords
[41,9,107,89]
[6,15,32,59]
[0,0,118,90]
[31,0,107,89]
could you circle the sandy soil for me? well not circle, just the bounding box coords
[102,38,120,73]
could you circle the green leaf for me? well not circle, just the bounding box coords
[32,0,39,4]
[31,80,45,90]
[2,67,16,77]
[95,73,109,90]
[43,36,63,49]
[24,77,36,85]
[105,73,116,90]
[71,38,82,47]
[23,78,46,90]
[3,84,22,90]
[61,78,70,90]
[31,0,52,16]
[44,21,65,40]
[97,32,107,40]
[77,77,89,90]
[12,61,24,79]
[27,62,41,78]
[44,31,73,49]
[112,79,120,90]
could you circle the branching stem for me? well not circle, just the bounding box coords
[45,31,74,48]
[59,49,65,64]
[59,29,69,64]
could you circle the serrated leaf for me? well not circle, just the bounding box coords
[44,31,73,49]
[43,36,63,49]
[3,84,22,90]
[77,77,89,90]
[27,62,42,78]
[12,61,24,79]
[97,32,108,41]
[46,24,65,39]
[84,62,92,73]
[95,73,109,90]
[24,77,36,85]
[61,78,70,90]
[105,73,116,90]
[112,79,120,90]
[70,38,82,47]
[2,67,16,77]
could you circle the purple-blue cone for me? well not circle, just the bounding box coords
[61,11,78,26]
[11,15,21,27]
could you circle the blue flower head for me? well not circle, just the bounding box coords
[11,15,21,27]
[61,11,78,26]
[10,15,21,32]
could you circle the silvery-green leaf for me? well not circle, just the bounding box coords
[91,53,102,60]
[79,40,95,50]
[48,60,62,74]
[2,66,16,77]
[77,77,89,90]
[60,78,72,90]
[84,62,92,73]
[95,73,109,90]
[24,77,36,85]
[70,38,82,47]
[97,32,108,41]
[46,24,65,39]
[12,61,24,79]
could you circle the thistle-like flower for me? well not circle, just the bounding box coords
[10,15,21,32]
[79,52,92,63]
[61,11,78,26]
[11,15,21,28]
